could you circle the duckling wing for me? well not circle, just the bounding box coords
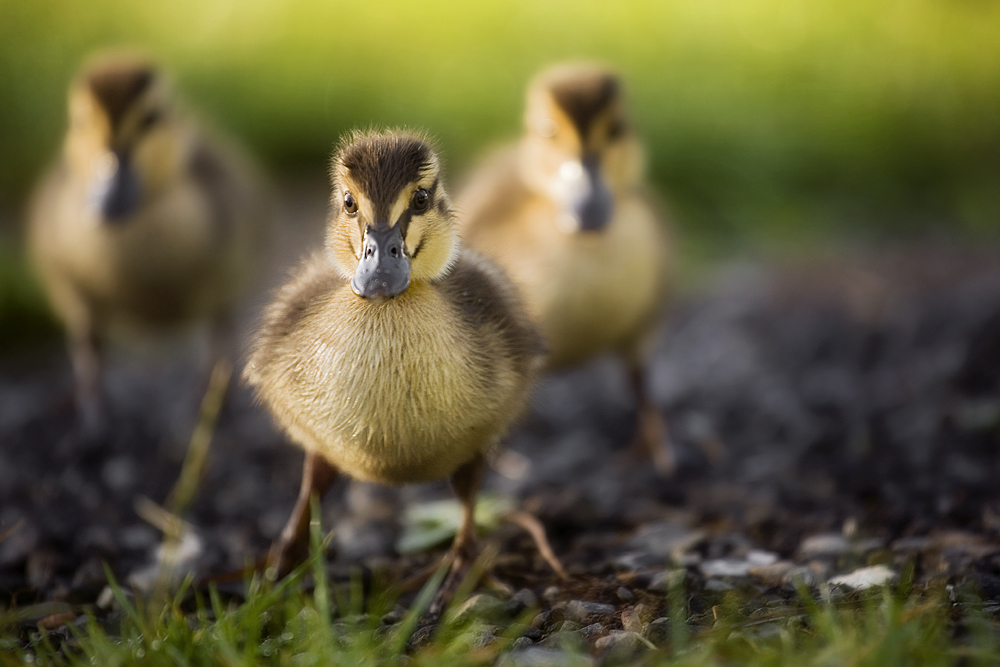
[26,159,71,268]
[455,147,531,240]
[187,136,272,280]
[436,250,546,374]
[243,251,345,389]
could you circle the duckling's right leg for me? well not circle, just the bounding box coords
[68,324,106,439]
[266,451,339,579]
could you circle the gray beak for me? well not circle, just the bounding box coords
[574,154,614,232]
[351,225,411,299]
[89,151,142,223]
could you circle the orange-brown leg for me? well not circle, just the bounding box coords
[450,453,484,563]
[629,363,676,477]
[69,326,106,439]
[266,451,339,579]
[428,454,485,615]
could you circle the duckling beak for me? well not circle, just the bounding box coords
[351,225,411,299]
[574,155,614,232]
[554,154,614,233]
[87,150,142,223]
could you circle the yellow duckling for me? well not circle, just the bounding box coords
[244,130,545,590]
[28,52,270,434]
[458,63,675,474]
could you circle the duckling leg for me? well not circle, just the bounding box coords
[447,452,485,573]
[266,451,338,579]
[628,362,676,477]
[68,325,106,439]
[428,453,485,615]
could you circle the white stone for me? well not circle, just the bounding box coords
[828,565,895,590]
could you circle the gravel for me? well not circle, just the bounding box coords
[3,242,1000,647]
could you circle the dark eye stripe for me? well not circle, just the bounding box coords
[411,235,425,259]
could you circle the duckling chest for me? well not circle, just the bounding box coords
[286,286,505,477]
[57,180,225,320]
[504,197,668,364]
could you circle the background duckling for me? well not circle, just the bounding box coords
[458,63,675,474]
[28,52,270,435]
[244,130,544,593]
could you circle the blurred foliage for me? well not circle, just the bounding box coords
[1,0,999,247]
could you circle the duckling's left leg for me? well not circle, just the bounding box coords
[427,453,485,614]
[266,451,339,579]
[628,362,676,476]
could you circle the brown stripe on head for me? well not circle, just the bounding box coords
[336,130,436,227]
[544,66,621,136]
[84,60,157,130]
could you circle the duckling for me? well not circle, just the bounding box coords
[28,52,269,434]
[244,130,545,591]
[458,63,675,474]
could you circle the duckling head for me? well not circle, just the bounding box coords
[326,130,458,300]
[66,53,190,224]
[520,63,643,234]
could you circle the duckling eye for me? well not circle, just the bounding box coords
[607,118,627,140]
[344,192,358,215]
[411,188,429,212]
[139,109,162,132]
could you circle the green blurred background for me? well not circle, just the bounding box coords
[2,0,1000,346]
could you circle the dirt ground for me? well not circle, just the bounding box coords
[3,215,1000,645]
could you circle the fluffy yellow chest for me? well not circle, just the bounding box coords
[484,196,667,367]
[276,283,503,484]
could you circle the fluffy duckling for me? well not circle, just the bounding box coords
[244,130,544,588]
[458,63,675,474]
[28,52,269,433]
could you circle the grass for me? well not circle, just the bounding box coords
[2,548,998,666]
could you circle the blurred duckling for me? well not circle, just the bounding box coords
[28,52,269,434]
[244,130,545,594]
[458,63,675,474]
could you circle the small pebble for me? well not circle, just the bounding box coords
[497,646,594,667]
[645,617,671,646]
[449,593,508,625]
[507,588,539,616]
[554,620,580,633]
[616,586,634,602]
[700,558,751,578]
[563,600,615,623]
[511,636,534,650]
[828,565,895,590]
[705,578,734,591]
[749,560,796,585]
[595,630,645,657]
[96,586,116,610]
[621,607,644,634]
[380,605,406,625]
[531,611,551,628]
[542,630,585,652]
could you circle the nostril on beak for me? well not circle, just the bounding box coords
[390,246,399,258]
